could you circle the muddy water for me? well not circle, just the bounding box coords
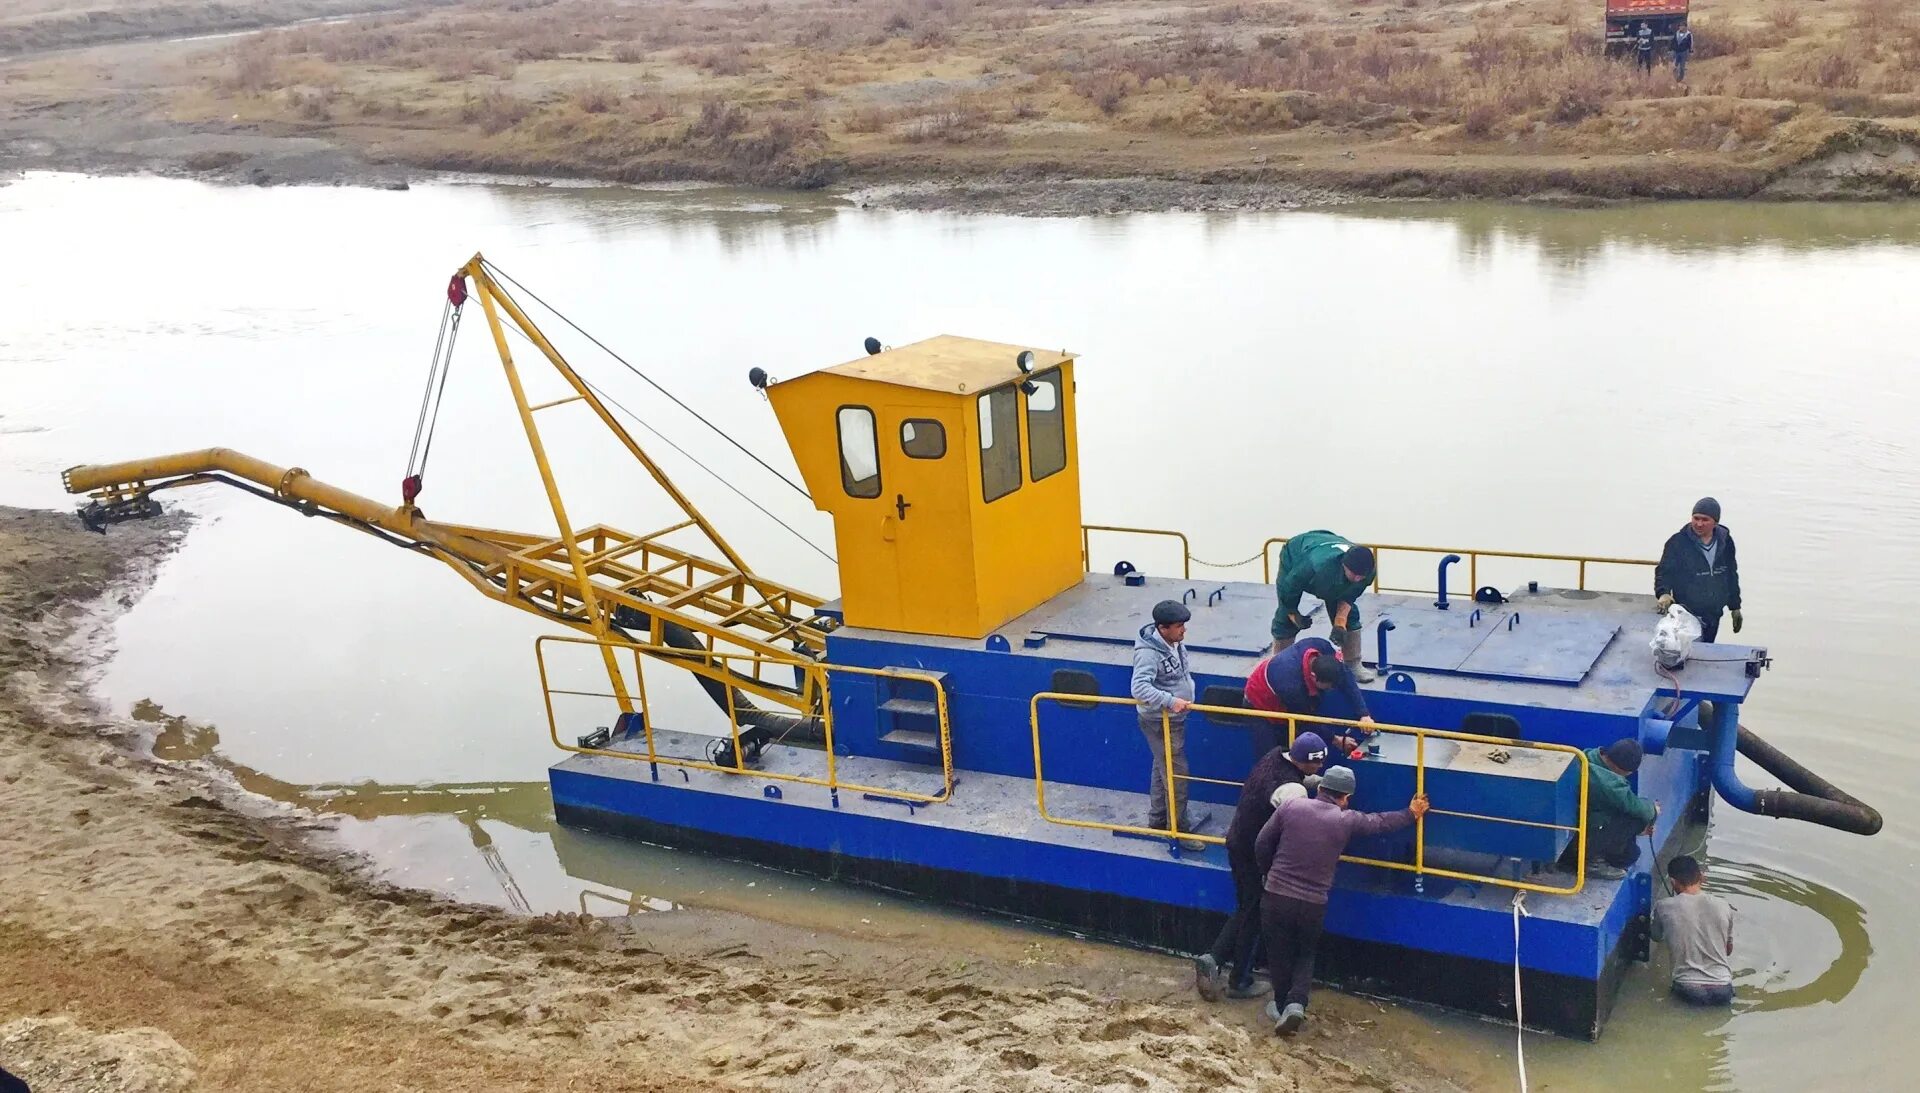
[3,172,1918,1090]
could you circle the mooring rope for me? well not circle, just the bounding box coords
[1512,890,1531,1093]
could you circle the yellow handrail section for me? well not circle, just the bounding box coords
[535,634,956,805]
[1075,523,1653,595]
[1082,524,1192,579]
[1259,537,1654,595]
[1029,693,1590,896]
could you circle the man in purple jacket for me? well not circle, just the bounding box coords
[1193,731,1329,1002]
[1253,765,1428,1035]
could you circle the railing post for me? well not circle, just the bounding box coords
[1414,731,1427,895]
[1162,709,1179,839]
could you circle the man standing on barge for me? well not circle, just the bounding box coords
[1133,600,1201,847]
[1654,497,1742,643]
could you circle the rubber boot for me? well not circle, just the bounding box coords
[1341,626,1376,684]
[1270,635,1295,656]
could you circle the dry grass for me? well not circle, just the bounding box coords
[68,0,1920,189]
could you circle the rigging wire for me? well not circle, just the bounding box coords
[493,321,837,565]
[479,258,813,503]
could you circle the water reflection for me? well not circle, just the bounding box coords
[1346,200,1920,273]
[469,180,845,254]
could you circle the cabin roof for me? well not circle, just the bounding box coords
[815,335,1072,395]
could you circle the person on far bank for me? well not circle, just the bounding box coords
[1245,635,1377,757]
[1133,599,1202,847]
[1655,497,1742,643]
[1193,732,1330,1003]
[1636,21,1655,74]
[1652,855,1736,1006]
[1558,738,1659,881]
[1270,531,1377,683]
[1673,24,1694,81]
[1255,765,1427,1035]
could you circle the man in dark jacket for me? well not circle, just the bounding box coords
[1673,24,1694,80]
[1255,765,1427,1035]
[1636,22,1655,73]
[1269,531,1377,682]
[1557,738,1659,881]
[1244,636,1376,757]
[1193,732,1328,1003]
[1654,497,1742,642]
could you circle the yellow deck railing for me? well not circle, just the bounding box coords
[1077,524,1653,595]
[1029,693,1591,896]
[535,634,955,805]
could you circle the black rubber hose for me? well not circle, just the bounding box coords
[609,605,824,746]
[1736,723,1882,836]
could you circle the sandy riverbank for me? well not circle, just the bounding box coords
[0,503,1482,1091]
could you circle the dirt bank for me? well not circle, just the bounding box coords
[0,503,1480,1092]
[6,0,1920,213]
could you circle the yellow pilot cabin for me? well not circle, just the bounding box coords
[765,336,1083,639]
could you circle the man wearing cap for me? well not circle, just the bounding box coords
[1269,530,1378,683]
[1245,636,1377,757]
[1255,765,1428,1035]
[1558,738,1660,881]
[1655,497,1743,643]
[1192,732,1329,1002]
[1133,600,1199,841]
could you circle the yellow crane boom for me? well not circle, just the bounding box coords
[62,254,830,720]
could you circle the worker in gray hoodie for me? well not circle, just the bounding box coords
[1133,600,1198,842]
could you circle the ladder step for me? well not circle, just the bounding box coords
[879,728,939,750]
[878,697,939,718]
[881,667,949,685]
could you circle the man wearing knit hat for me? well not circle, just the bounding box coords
[1269,530,1378,683]
[1133,599,1201,846]
[1655,497,1743,643]
[1557,737,1660,881]
[1193,732,1330,1003]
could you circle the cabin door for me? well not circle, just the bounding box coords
[879,406,974,635]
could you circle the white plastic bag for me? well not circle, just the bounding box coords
[1651,604,1703,668]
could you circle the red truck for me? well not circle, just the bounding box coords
[1606,0,1689,48]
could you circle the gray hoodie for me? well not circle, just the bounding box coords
[1131,623,1194,719]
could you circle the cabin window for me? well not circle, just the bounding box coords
[977,386,1021,502]
[1025,368,1066,482]
[900,419,947,459]
[837,405,881,498]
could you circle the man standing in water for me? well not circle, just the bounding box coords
[1255,766,1427,1035]
[1655,497,1743,642]
[1132,600,1200,846]
[1269,531,1377,683]
[1652,855,1736,1006]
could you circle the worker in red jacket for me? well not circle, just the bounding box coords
[1244,636,1376,757]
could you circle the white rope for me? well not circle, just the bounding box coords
[1512,891,1531,1093]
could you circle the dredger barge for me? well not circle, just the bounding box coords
[64,255,1879,1038]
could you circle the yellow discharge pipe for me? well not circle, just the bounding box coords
[63,447,512,564]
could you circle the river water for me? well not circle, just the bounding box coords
[3,172,1916,1091]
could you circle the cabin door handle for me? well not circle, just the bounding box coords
[895,493,911,520]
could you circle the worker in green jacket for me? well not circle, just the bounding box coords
[1269,531,1377,683]
[1557,738,1660,881]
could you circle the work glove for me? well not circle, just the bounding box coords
[1655,593,1674,613]
[1731,609,1743,634]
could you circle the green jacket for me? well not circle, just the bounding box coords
[1583,747,1657,828]
[1271,530,1370,639]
